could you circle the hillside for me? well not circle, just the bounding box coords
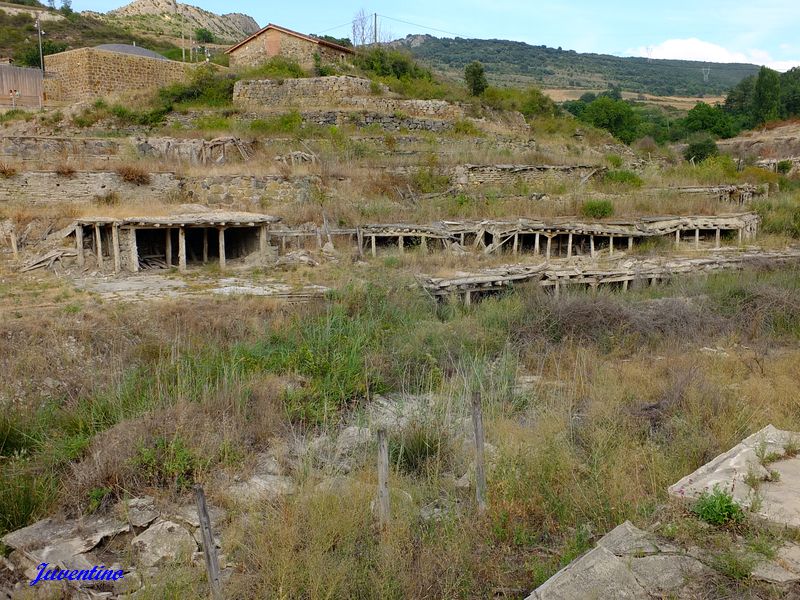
[0,1,178,64]
[394,34,761,96]
[89,0,260,45]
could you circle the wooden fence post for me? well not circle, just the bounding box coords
[194,485,222,600]
[471,391,487,513]
[377,428,390,527]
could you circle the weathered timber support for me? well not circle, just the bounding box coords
[628,236,633,251]
[609,236,614,256]
[715,228,721,248]
[202,228,208,263]
[357,227,364,258]
[371,235,376,257]
[471,392,487,513]
[675,230,681,248]
[94,224,103,269]
[218,227,226,269]
[178,227,187,272]
[545,235,552,261]
[464,290,472,306]
[567,233,573,259]
[623,279,629,291]
[590,235,595,259]
[194,485,223,600]
[738,227,743,245]
[513,233,519,255]
[534,232,540,255]
[377,429,390,527]
[420,235,427,253]
[112,225,121,274]
[75,225,84,267]
[129,228,139,272]
[10,230,18,261]
[259,224,268,260]
[695,228,700,250]
[165,228,172,266]
[398,235,404,252]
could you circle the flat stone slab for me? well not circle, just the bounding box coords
[131,520,196,568]
[226,474,296,503]
[668,424,800,528]
[527,521,711,600]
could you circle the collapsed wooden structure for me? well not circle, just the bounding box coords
[72,212,280,273]
[648,184,769,205]
[421,248,800,304]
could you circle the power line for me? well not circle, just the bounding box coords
[376,14,466,38]
[314,20,357,35]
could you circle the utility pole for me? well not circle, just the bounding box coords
[373,13,378,45]
[36,14,45,75]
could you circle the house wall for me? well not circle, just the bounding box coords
[229,28,351,70]
[45,48,194,101]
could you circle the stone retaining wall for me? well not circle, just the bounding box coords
[0,170,315,205]
[453,164,603,187]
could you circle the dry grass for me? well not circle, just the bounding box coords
[115,163,152,185]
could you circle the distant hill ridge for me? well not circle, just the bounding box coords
[392,34,761,96]
[89,0,260,44]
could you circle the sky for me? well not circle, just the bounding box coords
[74,0,800,71]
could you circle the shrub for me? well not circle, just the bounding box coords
[602,169,643,188]
[0,162,17,178]
[777,159,794,175]
[465,61,488,96]
[692,486,745,526]
[389,422,452,477]
[55,164,76,178]
[581,199,614,219]
[249,111,304,135]
[159,65,236,107]
[606,154,624,168]
[115,165,151,185]
[133,436,201,491]
[684,136,719,163]
[95,191,120,206]
[452,119,481,136]
[354,47,432,81]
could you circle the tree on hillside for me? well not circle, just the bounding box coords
[580,96,640,144]
[752,66,781,125]
[683,102,738,138]
[464,60,488,96]
[195,28,214,44]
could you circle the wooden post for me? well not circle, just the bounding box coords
[675,229,681,248]
[371,235,376,257]
[165,229,172,266]
[567,233,573,259]
[464,290,472,306]
[316,228,323,250]
[194,485,222,600]
[377,429,390,528]
[202,228,209,263]
[512,233,519,255]
[471,392,487,513]
[715,228,721,248]
[695,228,700,250]
[260,224,268,259]
[94,224,103,269]
[628,236,634,251]
[623,279,629,291]
[129,228,139,272]
[460,232,465,246]
[534,233,540,255]
[357,227,364,258]
[738,227,743,245]
[10,230,18,261]
[218,227,226,269]
[178,227,187,272]
[590,235,595,259]
[545,235,552,261]
[398,235,404,252]
[74,225,83,267]
[111,225,121,274]
[554,280,560,298]
[608,236,614,256]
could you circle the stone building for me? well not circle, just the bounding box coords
[225,23,354,70]
[44,45,196,102]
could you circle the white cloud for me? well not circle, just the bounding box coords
[627,38,800,71]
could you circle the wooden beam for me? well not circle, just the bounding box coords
[94,223,103,269]
[398,235,404,252]
[165,229,172,266]
[608,235,614,256]
[534,233,540,255]
[567,233,572,259]
[218,227,226,269]
[377,429,390,528]
[111,225,121,274]
[675,229,681,248]
[512,233,519,255]
[371,235,376,257]
[357,227,364,258]
[178,227,187,272]
[590,235,595,259]
[545,235,552,261]
[75,225,83,267]
[715,228,721,248]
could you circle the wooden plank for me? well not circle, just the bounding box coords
[377,429,390,528]
[471,392,487,513]
[74,225,83,267]
[194,485,223,600]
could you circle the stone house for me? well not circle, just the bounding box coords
[225,23,354,71]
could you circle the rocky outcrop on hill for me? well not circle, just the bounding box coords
[100,0,259,44]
